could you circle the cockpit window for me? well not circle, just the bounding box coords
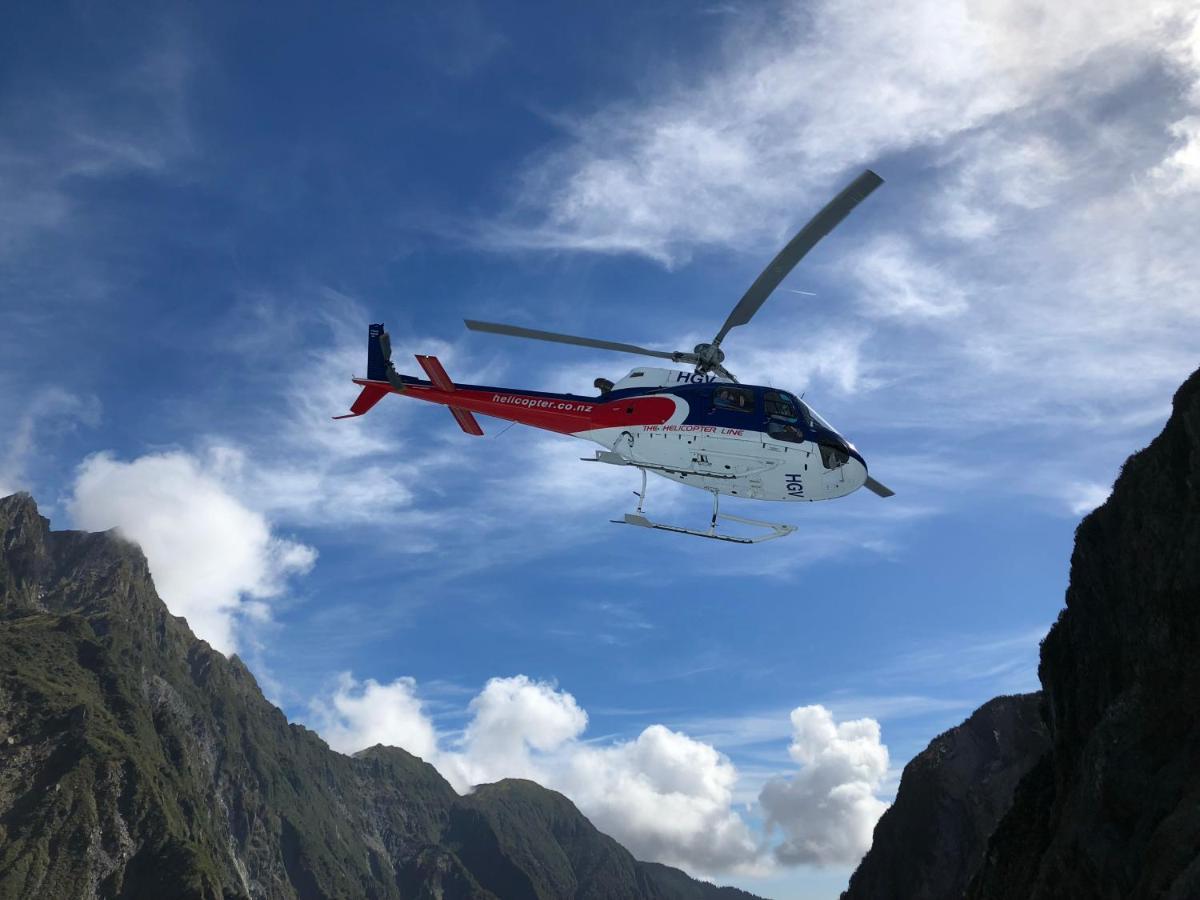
[797,399,835,432]
[764,390,799,422]
[713,386,755,413]
[768,422,804,443]
[819,443,850,470]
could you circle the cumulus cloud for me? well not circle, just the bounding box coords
[308,672,439,761]
[759,705,889,866]
[452,674,589,780]
[309,673,888,876]
[311,673,757,872]
[562,724,759,873]
[67,449,316,655]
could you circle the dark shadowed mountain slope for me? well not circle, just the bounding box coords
[965,367,1200,899]
[0,493,763,900]
[840,693,1049,900]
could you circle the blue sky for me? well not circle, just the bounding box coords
[3,2,1199,897]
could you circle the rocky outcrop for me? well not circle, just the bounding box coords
[966,367,1200,899]
[841,693,1050,900]
[0,493,762,900]
[841,366,1200,900]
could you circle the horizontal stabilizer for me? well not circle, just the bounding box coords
[449,406,484,436]
[333,382,390,419]
[412,354,482,435]
[416,354,455,392]
[864,476,895,497]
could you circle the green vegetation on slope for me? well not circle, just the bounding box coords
[0,494,765,900]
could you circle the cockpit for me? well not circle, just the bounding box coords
[763,389,852,470]
[762,389,805,445]
[704,385,852,469]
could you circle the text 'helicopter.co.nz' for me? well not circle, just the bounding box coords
[337,170,894,544]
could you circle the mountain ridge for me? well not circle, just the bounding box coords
[0,491,763,900]
[840,692,1050,900]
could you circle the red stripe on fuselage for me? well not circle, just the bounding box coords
[588,396,678,430]
[355,378,678,434]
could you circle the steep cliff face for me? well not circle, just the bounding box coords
[840,693,1050,900]
[967,367,1200,899]
[841,367,1200,900]
[0,493,762,900]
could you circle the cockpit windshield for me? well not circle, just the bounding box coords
[763,390,799,422]
[798,398,836,433]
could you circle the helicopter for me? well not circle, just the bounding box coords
[337,169,893,543]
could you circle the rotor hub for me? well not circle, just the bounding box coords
[692,342,725,370]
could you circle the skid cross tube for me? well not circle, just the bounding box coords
[612,473,796,544]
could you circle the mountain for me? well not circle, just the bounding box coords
[840,693,1049,900]
[966,367,1200,898]
[841,365,1200,900]
[0,493,763,900]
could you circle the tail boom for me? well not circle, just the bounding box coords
[338,324,671,436]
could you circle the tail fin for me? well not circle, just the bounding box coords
[333,323,392,419]
[367,323,388,381]
[333,383,389,419]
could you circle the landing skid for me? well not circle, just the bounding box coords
[611,470,796,544]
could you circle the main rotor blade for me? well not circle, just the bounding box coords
[713,169,884,345]
[465,319,682,362]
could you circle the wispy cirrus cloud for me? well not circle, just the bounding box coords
[869,626,1049,696]
[0,23,194,265]
[482,1,1199,262]
[0,388,101,499]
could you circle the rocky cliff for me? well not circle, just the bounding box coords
[841,365,1200,900]
[840,693,1050,900]
[966,368,1200,898]
[0,493,761,900]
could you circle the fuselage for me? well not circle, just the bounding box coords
[362,366,869,502]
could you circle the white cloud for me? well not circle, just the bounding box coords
[1061,479,1114,516]
[316,672,761,874]
[308,672,439,761]
[446,674,590,785]
[309,673,893,877]
[1150,114,1200,193]
[444,676,757,873]
[213,289,511,534]
[736,327,876,399]
[67,449,316,655]
[485,0,1198,262]
[0,388,101,498]
[506,435,684,515]
[847,236,969,321]
[759,705,889,866]
[562,725,759,873]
